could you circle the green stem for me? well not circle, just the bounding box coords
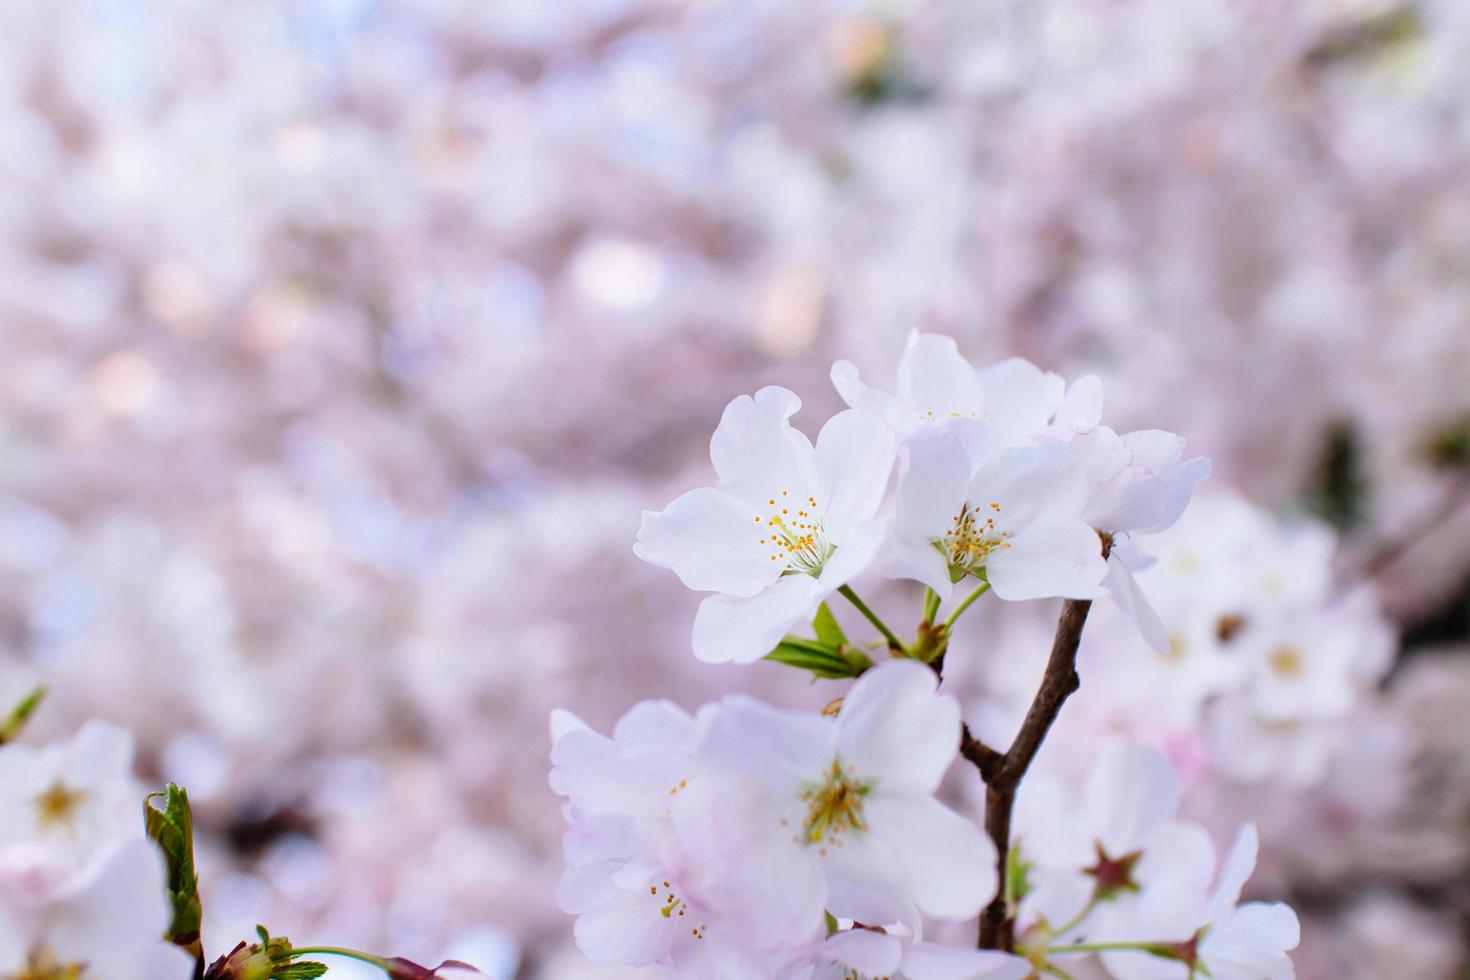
[923,587,941,622]
[1045,895,1102,942]
[944,581,991,628]
[286,947,394,970]
[837,585,907,654]
[1044,940,1175,956]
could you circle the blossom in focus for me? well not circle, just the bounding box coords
[635,386,895,663]
[888,428,1107,601]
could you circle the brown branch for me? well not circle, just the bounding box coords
[971,535,1111,950]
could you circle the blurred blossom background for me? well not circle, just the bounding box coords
[1,0,1469,977]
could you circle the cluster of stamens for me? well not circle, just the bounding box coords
[755,490,830,575]
[942,500,1010,572]
[648,879,707,939]
[33,780,86,831]
[16,950,84,980]
[798,758,871,846]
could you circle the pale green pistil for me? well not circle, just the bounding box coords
[800,758,872,844]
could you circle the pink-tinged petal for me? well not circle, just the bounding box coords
[833,359,913,435]
[814,409,896,540]
[901,942,1034,980]
[1103,553,1170,652]
[561,815,642,866]
[670,774,828,949]
[867,795,996,921]
[709,386,819,506]
[698,693,834,783]
[555,861,619,914]
[1133,821,1216,898]
[985,517,1107,601]
[1143,455,1211,534]
[896,333,985,421]
[820,929,904,975]
[691,573,828,664]
[611,700,696,754]
[978,357,1065,441]
[634,487,781,597]
[836,661,958,793]
[1202,902,1299,980]
[570,883,675,965]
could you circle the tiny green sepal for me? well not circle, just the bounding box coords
[812,602,848,647]
[144,784,204,964]
[1005,844,1033,907]
[764,637,872,679]
[0,684,46,745]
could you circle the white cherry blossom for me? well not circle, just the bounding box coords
[688,660,997,932]
[887,427,1108,602]
[635,386,895,663]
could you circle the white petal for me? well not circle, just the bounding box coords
[971,444,1088,534]
[979,357,1065,441]
[1053,374,1103,435]
[634,487,781,596]
[1102,554,1170,653]
[836,661,958,794]
[985,516,1107,601]
[820,929,904,975]
[692,574,828,664]
[1201,902,1299,980]
[1081,740,1180,855]
[868,795,996,921]
[556,860,619,914]
[901,942,1034,980]
[896,428,972,542]
[709,386,819,507]
[879,530,954,599]
[832,359,913,435]
[815,409,896,540]
[1209,824,1259,920]
[612,700,697,754]
[572,885,674,965]
[815,517,889,590]
[896,333,985,421]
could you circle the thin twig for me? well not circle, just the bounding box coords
[972,535,1111,950]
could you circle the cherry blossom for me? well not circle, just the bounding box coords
[635,387,896,663]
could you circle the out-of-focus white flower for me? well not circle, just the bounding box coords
[0,722,193,979]
[806,925,1032,980]
[888,428,1107,602]
[635,386,895,663]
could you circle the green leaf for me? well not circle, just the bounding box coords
[274,965,329,980]
[0,684,45,745]
[764,638,873,679]
[145,784,204,963]
[812,602,848,647]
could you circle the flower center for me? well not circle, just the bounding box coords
[756,490,831,575]
[941,501,1010,572]
[800,758,871,844]
[14,950,85,980]
[33,781,87,831]
[1268,646,1304,678]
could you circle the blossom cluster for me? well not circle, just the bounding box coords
[1,0,1468,975]
[552,335,1299,977]
[634,332,1208,666]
